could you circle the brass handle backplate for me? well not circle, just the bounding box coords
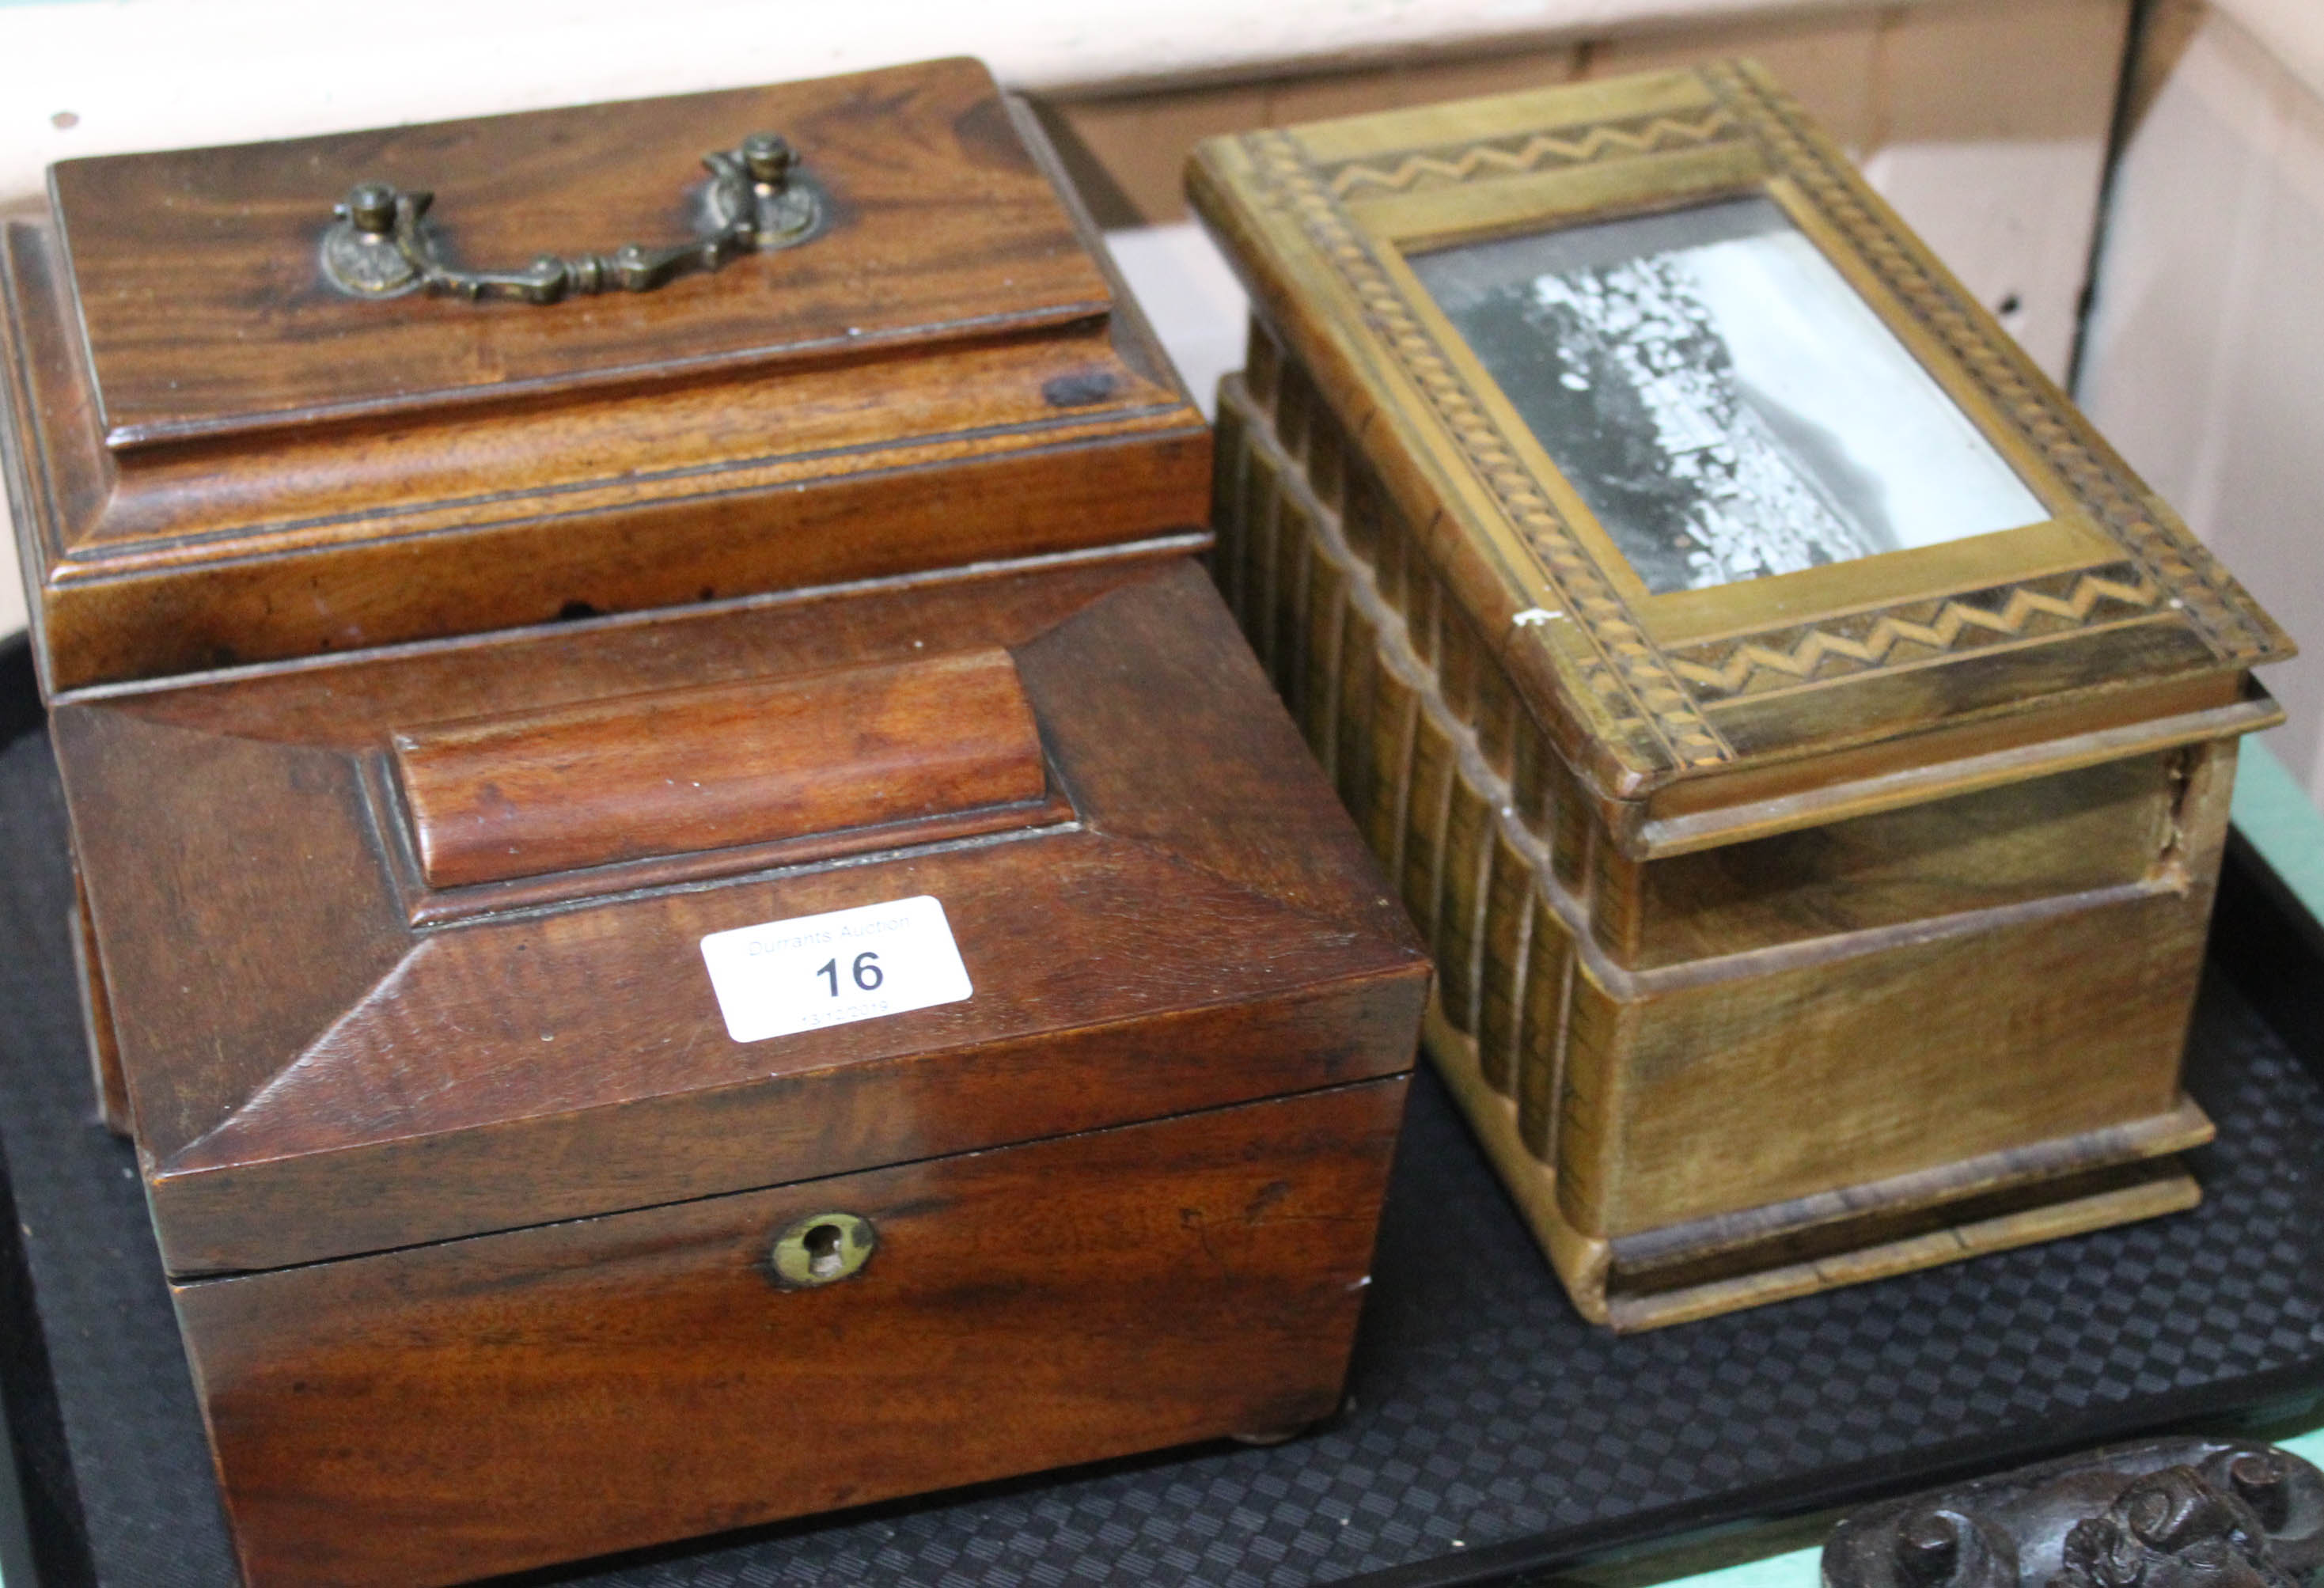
[320,132,824,305]
[769,1211,877,1290]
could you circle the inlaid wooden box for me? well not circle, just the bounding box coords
[0,60,1427,1588]
[1188,62,2293,1331]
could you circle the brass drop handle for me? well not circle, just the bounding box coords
[320,132,823,305]
[769,1211,877,1289]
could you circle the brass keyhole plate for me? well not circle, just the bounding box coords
[770,1211,876,1289]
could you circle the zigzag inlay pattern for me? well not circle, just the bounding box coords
[1700,63,2282,668]
[1669,568,2163,695]
[1242,128,1732,771]
[1325,109,1739,197]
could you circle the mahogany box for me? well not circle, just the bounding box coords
[0,60,1427,1588]
[1188,63,2292,1332]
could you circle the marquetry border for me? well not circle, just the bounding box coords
[1321,105,1740,198]
[1699,63,2284,672]
[1667,564,2166,696]
[1221,63,2289,764]
[1243,127,1734,771]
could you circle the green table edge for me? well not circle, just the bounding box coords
[2236,739,2324,924]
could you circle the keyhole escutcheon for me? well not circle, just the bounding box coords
[770,1211,877,1289]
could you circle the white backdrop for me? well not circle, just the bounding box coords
[0,0,1971,204]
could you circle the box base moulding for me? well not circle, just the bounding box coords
[1422,1000,2208,1331]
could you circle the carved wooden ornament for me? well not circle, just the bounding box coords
[1825,1439,2324,1588]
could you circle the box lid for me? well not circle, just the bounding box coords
[56,65,1112,449]
[2,59,1208,691]
[57,557,1425,1276]
[1189,62,2292,828]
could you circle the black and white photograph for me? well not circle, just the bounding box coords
[1410,196,2049,595]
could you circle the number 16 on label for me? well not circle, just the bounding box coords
[699,895,973,1044]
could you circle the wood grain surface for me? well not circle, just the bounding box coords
[51,59,1107,445]
[55,558,1428,1275]
[1552,884,2215,1237]
[393,646,1047,889]
[1592,751,2179,967]
[1424,999,2204,1332]
[176,1076,1408,1588]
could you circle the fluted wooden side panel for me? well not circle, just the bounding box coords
[1211,357,1584,1222]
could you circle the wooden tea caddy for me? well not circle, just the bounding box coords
[0,59,1428,1588]
[1189,62,2293,1332]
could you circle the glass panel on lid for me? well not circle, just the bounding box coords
[1409,195,2047,596]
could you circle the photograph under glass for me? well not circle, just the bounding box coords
[1409,196,2048,595]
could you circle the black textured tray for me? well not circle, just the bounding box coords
[2,657,2322,1588]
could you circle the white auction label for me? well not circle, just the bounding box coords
[699,895,972,1044]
